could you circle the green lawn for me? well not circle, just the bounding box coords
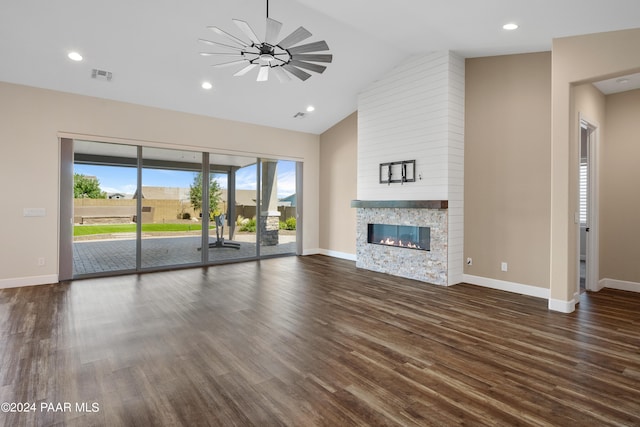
[74,223,213,236]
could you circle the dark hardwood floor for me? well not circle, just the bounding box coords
[1,255,639,426]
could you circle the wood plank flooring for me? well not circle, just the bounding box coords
[1,255,639,426]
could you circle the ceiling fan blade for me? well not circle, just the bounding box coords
[288,40,330,54]
[207,26,248,47]
[271,66,291,83]
[242,52,260,60]
[199,52,243,57]
[290,60,326,74]
[234,63,258,76]
[212,59,249,68]
[265,18,282,44]
[198,38,244,51]
[291,53,333,63]
[257,66,269,82]
[233,19,261,45]
[277,26,312,49]
[272,56,288,65]
[283,64,311,81]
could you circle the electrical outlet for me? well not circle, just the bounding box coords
[501,262,508,272]
[466,257,472,266]
[37,257,45,266]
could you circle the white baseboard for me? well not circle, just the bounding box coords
[592,280,605,292]
[548,298,576,313]
[0,274,59,289]
[463,274,576,312]
[463,274,550,299]
[301,248,321,256]
[318,249,357,261]
[599,278,640,293]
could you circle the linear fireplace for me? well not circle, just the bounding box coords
[368,224,430,251]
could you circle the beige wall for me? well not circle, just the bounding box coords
[0,82,320,285]
[319,112,357,256]
[464,52,552,288]
[600,89,640,282]
[573,83,606,127]
[551,28,640,304]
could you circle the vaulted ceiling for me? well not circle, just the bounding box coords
[1,1,639,134]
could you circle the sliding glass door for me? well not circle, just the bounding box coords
[208,154,258,263]
[259,159,297,257]
[73,141,138,276]
[64,140,300,278]
[140,147,203,269]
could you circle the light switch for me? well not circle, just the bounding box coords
[23,208,46,217]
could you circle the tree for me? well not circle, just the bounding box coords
[74,174,106,199]
[189,172,222,220]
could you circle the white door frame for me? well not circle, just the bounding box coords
[579,114,600,293]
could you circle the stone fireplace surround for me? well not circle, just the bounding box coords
[352,200,448,285]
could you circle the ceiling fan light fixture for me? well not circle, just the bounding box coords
[259,53,275,63]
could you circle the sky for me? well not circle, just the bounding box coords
[74,160,297,199]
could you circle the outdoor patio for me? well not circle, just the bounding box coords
[73,234,296,276]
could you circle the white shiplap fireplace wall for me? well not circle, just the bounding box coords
[356,51,464,285]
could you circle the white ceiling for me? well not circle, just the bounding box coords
[1,1,639,134]
[593,72,640,94]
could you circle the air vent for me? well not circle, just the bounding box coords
[293,112,305,119]
[91,68,113,81]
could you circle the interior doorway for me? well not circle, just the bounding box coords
[579,118,599,293]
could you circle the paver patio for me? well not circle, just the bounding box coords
[73,235,296,276]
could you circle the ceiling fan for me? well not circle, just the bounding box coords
[199,0,332,82]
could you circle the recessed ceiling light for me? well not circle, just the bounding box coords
[306,105,315,112]
[201,81,213,90]
[502,23,519,31]
[68,51,83,61]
